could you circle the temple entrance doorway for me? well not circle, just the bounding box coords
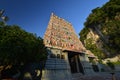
[68,51,84,74]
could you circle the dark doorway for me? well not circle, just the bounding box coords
[92,65,99,72]
[77,55,84,74]
[69,55,77,73]
[68,51,84,74]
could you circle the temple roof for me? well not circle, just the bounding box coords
[44,13,86,53]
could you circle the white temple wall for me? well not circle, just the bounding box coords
[79,54,94,75]
[41,48,72,80]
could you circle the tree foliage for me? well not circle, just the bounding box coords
[84,7,107,27]
[80,0,120,58]
[0,24,47,66]
[85,38,105,59]
[79,27,89,43]
[84,0,120,27]
[107,60,115,70]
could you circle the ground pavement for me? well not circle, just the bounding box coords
[72,72,120,80]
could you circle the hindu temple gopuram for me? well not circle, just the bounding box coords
[42,13,94,80]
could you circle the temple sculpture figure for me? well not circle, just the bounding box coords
[42,13,94,80]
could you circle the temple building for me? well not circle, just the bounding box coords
[42,13,94,80]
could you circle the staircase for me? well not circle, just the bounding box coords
[72,73,83,80]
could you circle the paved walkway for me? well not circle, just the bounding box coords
[72,72,120,80]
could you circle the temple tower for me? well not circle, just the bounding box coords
[42,13,94,80]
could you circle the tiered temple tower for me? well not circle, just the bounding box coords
[42,13,94,80]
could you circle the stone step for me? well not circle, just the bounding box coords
[45,59,67,65]
[72,73,83,79]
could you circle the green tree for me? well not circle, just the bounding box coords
[79,27,89,43]
[80,0,120,58]
[107,60,115,70]
[0,25,47,67]
[0,10,47,79]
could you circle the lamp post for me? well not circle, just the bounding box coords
[0,9,8,25]
[0,9,4,17]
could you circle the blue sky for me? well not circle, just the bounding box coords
[0,0,109,38]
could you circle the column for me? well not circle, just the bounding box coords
[75,55,80,73]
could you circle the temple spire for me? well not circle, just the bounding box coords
[44,13,86,53]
